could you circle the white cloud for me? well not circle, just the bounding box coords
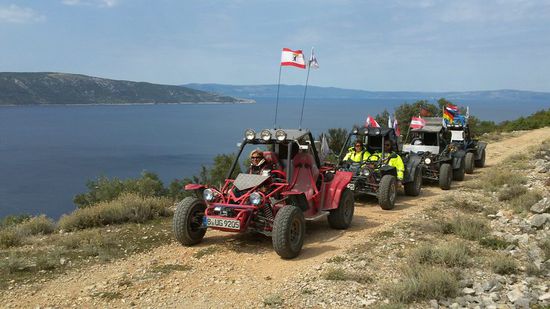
[62,0,119,8]
[0,4,45,23]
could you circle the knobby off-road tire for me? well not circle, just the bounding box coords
[404,166,422,196]
[378,175,397,210]
[272,205,305,259]
[439,163,452,190]
[453,157,465,181]
[328,188,354,229]
[465,152,475,174]
[173,197,206,246]
[475,149,486,168]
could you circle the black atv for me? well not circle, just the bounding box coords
[337,126,423,210]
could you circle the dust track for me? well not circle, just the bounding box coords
[3,127,550,308]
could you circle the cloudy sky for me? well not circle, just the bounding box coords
[1,0,549,91]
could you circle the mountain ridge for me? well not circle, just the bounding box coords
[0,73,251,105]
[184,83,550,101]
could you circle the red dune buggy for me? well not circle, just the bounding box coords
[173,128,354,259]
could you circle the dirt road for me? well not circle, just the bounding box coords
[3,127,550,308]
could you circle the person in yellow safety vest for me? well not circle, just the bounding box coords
[344,140,370,163]
[368,140,405,181]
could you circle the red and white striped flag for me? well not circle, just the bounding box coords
[365,115,380,128]
[410,116,426,129]
[281,48,306,69]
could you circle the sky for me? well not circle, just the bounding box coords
[1,0,550,92]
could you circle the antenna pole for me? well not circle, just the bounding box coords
[298,64,311,130]
[273,66,282,129]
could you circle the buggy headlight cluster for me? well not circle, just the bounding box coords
[424,158,432,165]
[275,129,287,141]
[260,129,271,141]
[244,129,255,140]
[203,188,215,202]
[249,192,263,206]
[360,168,371,176]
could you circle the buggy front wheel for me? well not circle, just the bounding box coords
[378,175,397,210]
[439,163,452,190]
[272,205,305,259]
[173,197,206,246]
[465,152,475,174]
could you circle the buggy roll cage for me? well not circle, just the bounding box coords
[227,129,321,183]
[338,127,398,165]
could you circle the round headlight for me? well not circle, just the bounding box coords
[352,128,359,134]
[275,129,287,141]
[244,129,255,140]
[203,188,215,202]
[361,169,371,176]
[249,192,263,206]
[369,127,381,135]
[260,129,271,141]
[424,158,432,165]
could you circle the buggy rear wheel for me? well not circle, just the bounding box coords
[272,205,305,259]
[453,157,465,181]
[465,152,475,174]
[173,197,206,246]
[328,188,354,229]
[378,175,396,210]
[404,166,422,196]
[439,163,452,190]
[475,149,486,168]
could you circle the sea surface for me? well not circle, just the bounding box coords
[0,97,546,219]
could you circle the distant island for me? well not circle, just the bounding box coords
[184,83,550,102]
[0,72,253,106]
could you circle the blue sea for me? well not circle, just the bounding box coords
[0,98,546,219]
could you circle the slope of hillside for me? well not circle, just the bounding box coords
[0,73,250,105]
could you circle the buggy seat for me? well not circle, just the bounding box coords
[289,152,319,201]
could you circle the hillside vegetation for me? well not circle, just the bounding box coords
[0,72,249,105]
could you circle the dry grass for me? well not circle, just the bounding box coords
[439,215,488,241]
[490,254,518,275]
[411,242,471,268]
[479,236,514,250]
[497,184,527,201]
[383,265,459,303]
[508,190,542,214]
[0,215,56,249]
[478,168,527,192]
[322,267,372,284]
[58,193,172,231]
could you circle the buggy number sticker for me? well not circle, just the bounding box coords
[207,218,240,230]
[347,183,355,191]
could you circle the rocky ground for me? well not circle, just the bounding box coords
[1,127,549,308]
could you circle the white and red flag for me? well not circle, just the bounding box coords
[281,48,306,69]
[365,115,380,128]
[309,47,319,69]
[410,116,426,129]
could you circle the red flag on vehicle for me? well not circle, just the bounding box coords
[410,116,426,129]
[280,48,306,69]
[365,115,380,128]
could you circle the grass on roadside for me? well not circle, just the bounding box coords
[490,254,518,275]
[321,267,373,284]
[411,242,471,268]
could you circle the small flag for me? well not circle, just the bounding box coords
[365,115,380,128]
[281,48,306,69]
[387,115,392,128]
[445,104,459,115]
[320,134,330,161]
[393,116,401,136]
[443,109,454,124]
[410,116,426,129]
[466,106,470,118]
[309,47,319,69]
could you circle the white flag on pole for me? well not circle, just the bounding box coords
[309,47,319,69]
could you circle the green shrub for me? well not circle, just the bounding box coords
[0,214,31,229]
[17,215,56,236]
[60,193,172,231]
[479,236,513,250]
[384,265,459,303]
[498,185,527,201]
[491,254,518,275]
[0,227,23,248]
[73,171,167,208]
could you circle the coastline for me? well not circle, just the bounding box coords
[0,99,256,107]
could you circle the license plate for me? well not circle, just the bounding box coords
[347,183,355,191]
[206,217,241,230]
